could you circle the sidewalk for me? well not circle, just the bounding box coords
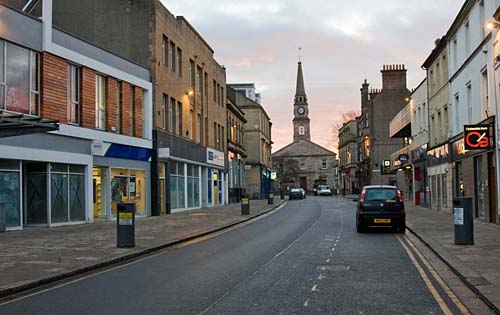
[0,198,284,298]
[342,194,500,313]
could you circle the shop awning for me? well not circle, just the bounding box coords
[0,111,59,138]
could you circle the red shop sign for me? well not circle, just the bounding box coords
[464,125,494,150]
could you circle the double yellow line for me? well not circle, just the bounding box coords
[396,234,470,315]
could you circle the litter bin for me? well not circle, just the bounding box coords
[268,193,274,205]
[453,197,474,245]
[241,195,250,215]
[0,202,5,233]
[117,203,135,247]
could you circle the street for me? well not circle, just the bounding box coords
[0,197,491,315]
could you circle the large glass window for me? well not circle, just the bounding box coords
[159,163,166,214]
[2,42,39,115]
[0,159,21,228]
[187,164,200,208]
[95,75,106,129]
[207,168,213,204]
[50,164,85,223]
[177,101,183,135]
[68,64,80,124]
[111,168,147,217]
[93,167,107,219]
[170,162,185,210]
[26,163,48,225]
[455,161,464,197]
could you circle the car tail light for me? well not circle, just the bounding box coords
[359,191,366,203]
[397,190,404,202]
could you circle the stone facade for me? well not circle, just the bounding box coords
[273,61,337,192]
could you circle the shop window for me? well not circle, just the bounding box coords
[1,41,39,115]
[159,163,166,214]
[0,159,21,228]
[455,162,464,197]
[208,168,213,204]
[187,164,200,208]
[111,168,146,217]
[441,174,447,207]
[50,163,86,223]
[170,162,185,210]
[431,175,437,205]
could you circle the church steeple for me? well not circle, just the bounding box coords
[293,59,311,142]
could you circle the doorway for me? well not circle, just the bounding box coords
[24,162,48,225]
[300,176,307,191]
[474,156,485,219]
[488,152,497,223]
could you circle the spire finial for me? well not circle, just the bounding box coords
[298,47,302,62]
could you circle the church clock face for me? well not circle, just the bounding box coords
[297,106,305,115]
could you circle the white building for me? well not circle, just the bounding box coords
[448,0,498,223]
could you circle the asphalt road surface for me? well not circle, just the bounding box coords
[0,197,490,314]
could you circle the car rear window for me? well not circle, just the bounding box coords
[365,189,397,201]
[291,189,301,192]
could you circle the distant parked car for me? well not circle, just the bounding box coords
[317,185,332,196]
[354,185,406,233]
[299,188,306,199]
[289,188,304,200]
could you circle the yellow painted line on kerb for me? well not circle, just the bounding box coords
[403,235,471,315]
[396,235,453,315]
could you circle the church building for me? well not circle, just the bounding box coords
[272,60,338,192]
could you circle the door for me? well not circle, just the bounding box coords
[24,163,48,225]
[488,152,497,223]
[474,156,485,219]
[300,177,307,191]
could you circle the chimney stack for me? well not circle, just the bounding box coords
[381,64,407,90]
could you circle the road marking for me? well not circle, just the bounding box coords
[331,248,335,252]
[1,203,290,306]
[303,299,310,307]
[396,235,453,315]
[199,215,321,315]
[311,284,319,292]
[326,258,330,263]
[404,235,471,315]
[318,274,325,280]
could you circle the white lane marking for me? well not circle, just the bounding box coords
[199,215,321,315]
[304,299,310,307]
[318,274,326,280]
[326,258,330,263]
[331,248,335,252]
[311,284,319,292]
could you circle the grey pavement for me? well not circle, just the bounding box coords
[343,194,500,313]
[0,198,284,298]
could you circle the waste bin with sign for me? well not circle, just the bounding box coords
[117,203,135,247]
[241,195,250,215]
[268,193,274,205]
[453,197,474,245]
[0,203,5,233]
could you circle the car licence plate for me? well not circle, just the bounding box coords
[374,218,391,224]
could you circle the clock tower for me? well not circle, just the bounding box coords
[293,61,311,142]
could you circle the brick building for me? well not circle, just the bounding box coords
[0,2,153,230]
[50,0,229,213]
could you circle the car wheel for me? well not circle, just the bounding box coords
[356,223,365,233]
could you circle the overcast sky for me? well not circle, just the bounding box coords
[162,0,464,153]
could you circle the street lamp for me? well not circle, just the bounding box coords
[486,21,500,30]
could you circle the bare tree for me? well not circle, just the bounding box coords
[329,111,359,151]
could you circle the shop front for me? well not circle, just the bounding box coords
[427,143,452,213]
[450,121,497,223]
[91,141,152,220]
[411,145,428,207]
